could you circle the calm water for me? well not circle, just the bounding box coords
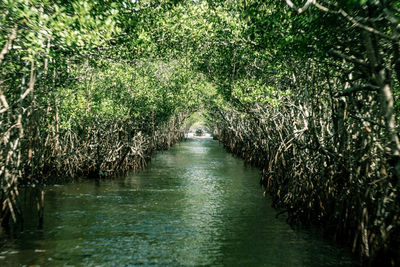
[1,138,358,266]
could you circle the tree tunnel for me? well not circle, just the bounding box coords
[1,0,400,265]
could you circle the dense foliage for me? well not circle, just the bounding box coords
[1,0,399,265]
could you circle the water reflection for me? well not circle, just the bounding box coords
[0,138,358,266]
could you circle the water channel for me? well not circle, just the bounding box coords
[1,138,358,266]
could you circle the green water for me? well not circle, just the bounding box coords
[1,138,357,266]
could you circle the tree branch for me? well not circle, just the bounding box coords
[284,1,397,41]
[329,49,368,67]
[0,26,17,65]
[335,84,379,97]
[284,0,315,14]
[338,9,396,41]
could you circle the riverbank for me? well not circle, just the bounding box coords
[211,110,399,266]
[1,113,189,230]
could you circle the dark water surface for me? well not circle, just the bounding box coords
[1,138,358,266]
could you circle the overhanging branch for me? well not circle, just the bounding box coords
[284,0,315,14]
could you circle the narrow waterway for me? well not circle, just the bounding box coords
[1,138,357,266]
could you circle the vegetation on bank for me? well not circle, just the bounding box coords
[205,2,400,265]
[1,0,399,265]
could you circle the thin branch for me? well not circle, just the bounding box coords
[335,84,379,97]
[0,26,17,65]
[0,88,9,110]
[338,9,396,41]
[313,2,330,13]
[285,1,397,41]
[348,114,385,128]
[20,61,35,101]
[284,0,315,14]
[329,49,368,67]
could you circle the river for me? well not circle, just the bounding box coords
[0,138,358,266]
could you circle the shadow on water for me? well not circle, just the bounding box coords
[0,138,359,266]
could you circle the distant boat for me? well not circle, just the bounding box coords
[195,128,205,136]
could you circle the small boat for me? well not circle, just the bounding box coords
[195,128,205,136]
